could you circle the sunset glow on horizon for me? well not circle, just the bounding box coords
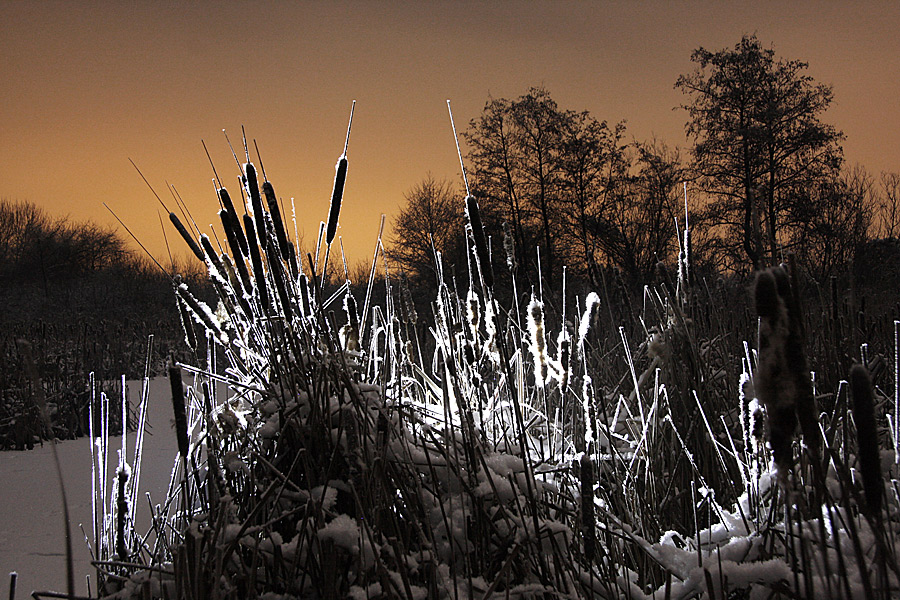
[3,1,900,268]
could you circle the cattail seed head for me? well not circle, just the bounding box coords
[200,234,225,280]
[169,212,204,262]
[219,209,253,294]
[754,270,780,321]
[262,180,290,262]
[243,214,270,312]
[168,362,190,458]
[527,294,549,386]
[850,363,883,515]
[578,292,602,355]
[326,156,347,245]
[502,220,517,271]
[218,187,248,256]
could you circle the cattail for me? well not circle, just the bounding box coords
[483,297,500,367]
[169,212,204,262]
[502,220,517,271]
[466,288,480,341]
[199,234,225,280]
[268,239,293,321]
[287,240,299,280]
[850,364,883,515]
[340,292,360,351]
[326,155,347,245]
[244,163,267,244]
[176,294,198,352]
[557,330,571,391]
[527,294,549,386]
[176,282,226,344]
[218,187,248,256]
[115,459,129,560]
[168,362,189,458]
[466,195,494,289]
[219,209,253,295]
[754,268,796,477]
[263,181,290,263]
[754,265,820,480]
[578,292,601,355]
[243,214,271,312]
[298,273,311,317]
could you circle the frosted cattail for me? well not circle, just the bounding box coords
[578,292,601,355]
[466,195,494,289]
[286,240,299,280]
[243,214,271,312]
[268,239,293,321]
[219,209,253,295]
[245,163,267,244]
[556,330,571,391]
[176,282,225,343]
[527,294,549,386]
[298,273,311,317]
[341,291,360,352]
[218,187,248,256]
[176,294,198,352]
[327,101,355,245]
[199,234,225,280]
[169,212,204,262]
[850,364,883,515]
[483,298,500,367]
[168,362,189,458]
[262,180,290,263]
[466,288,480,341]
[502,220,517,271]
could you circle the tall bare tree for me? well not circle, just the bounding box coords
[389,176,465,288]
[677,35,844,271]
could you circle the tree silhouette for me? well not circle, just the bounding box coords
[388,175,465,289]
[677,35,844,271]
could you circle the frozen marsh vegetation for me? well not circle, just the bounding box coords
[7,112,900,599]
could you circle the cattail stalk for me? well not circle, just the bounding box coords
[168,362,190,458]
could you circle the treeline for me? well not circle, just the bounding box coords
[390,35,900,301]
[0,198,206,448]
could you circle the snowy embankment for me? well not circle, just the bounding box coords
[0,378,177,597]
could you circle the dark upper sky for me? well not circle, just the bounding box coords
[3,0,899,266]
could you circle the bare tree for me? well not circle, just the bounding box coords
[677,35,844,271]
[389,175,465,288]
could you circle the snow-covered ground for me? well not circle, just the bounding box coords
[0,378,178,598]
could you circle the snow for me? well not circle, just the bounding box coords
[0,378,179,597]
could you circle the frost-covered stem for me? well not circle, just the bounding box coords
[895,319,899,463]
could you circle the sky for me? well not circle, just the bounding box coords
[3,1,900,267]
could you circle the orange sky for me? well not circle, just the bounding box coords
[3,1,900,268]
